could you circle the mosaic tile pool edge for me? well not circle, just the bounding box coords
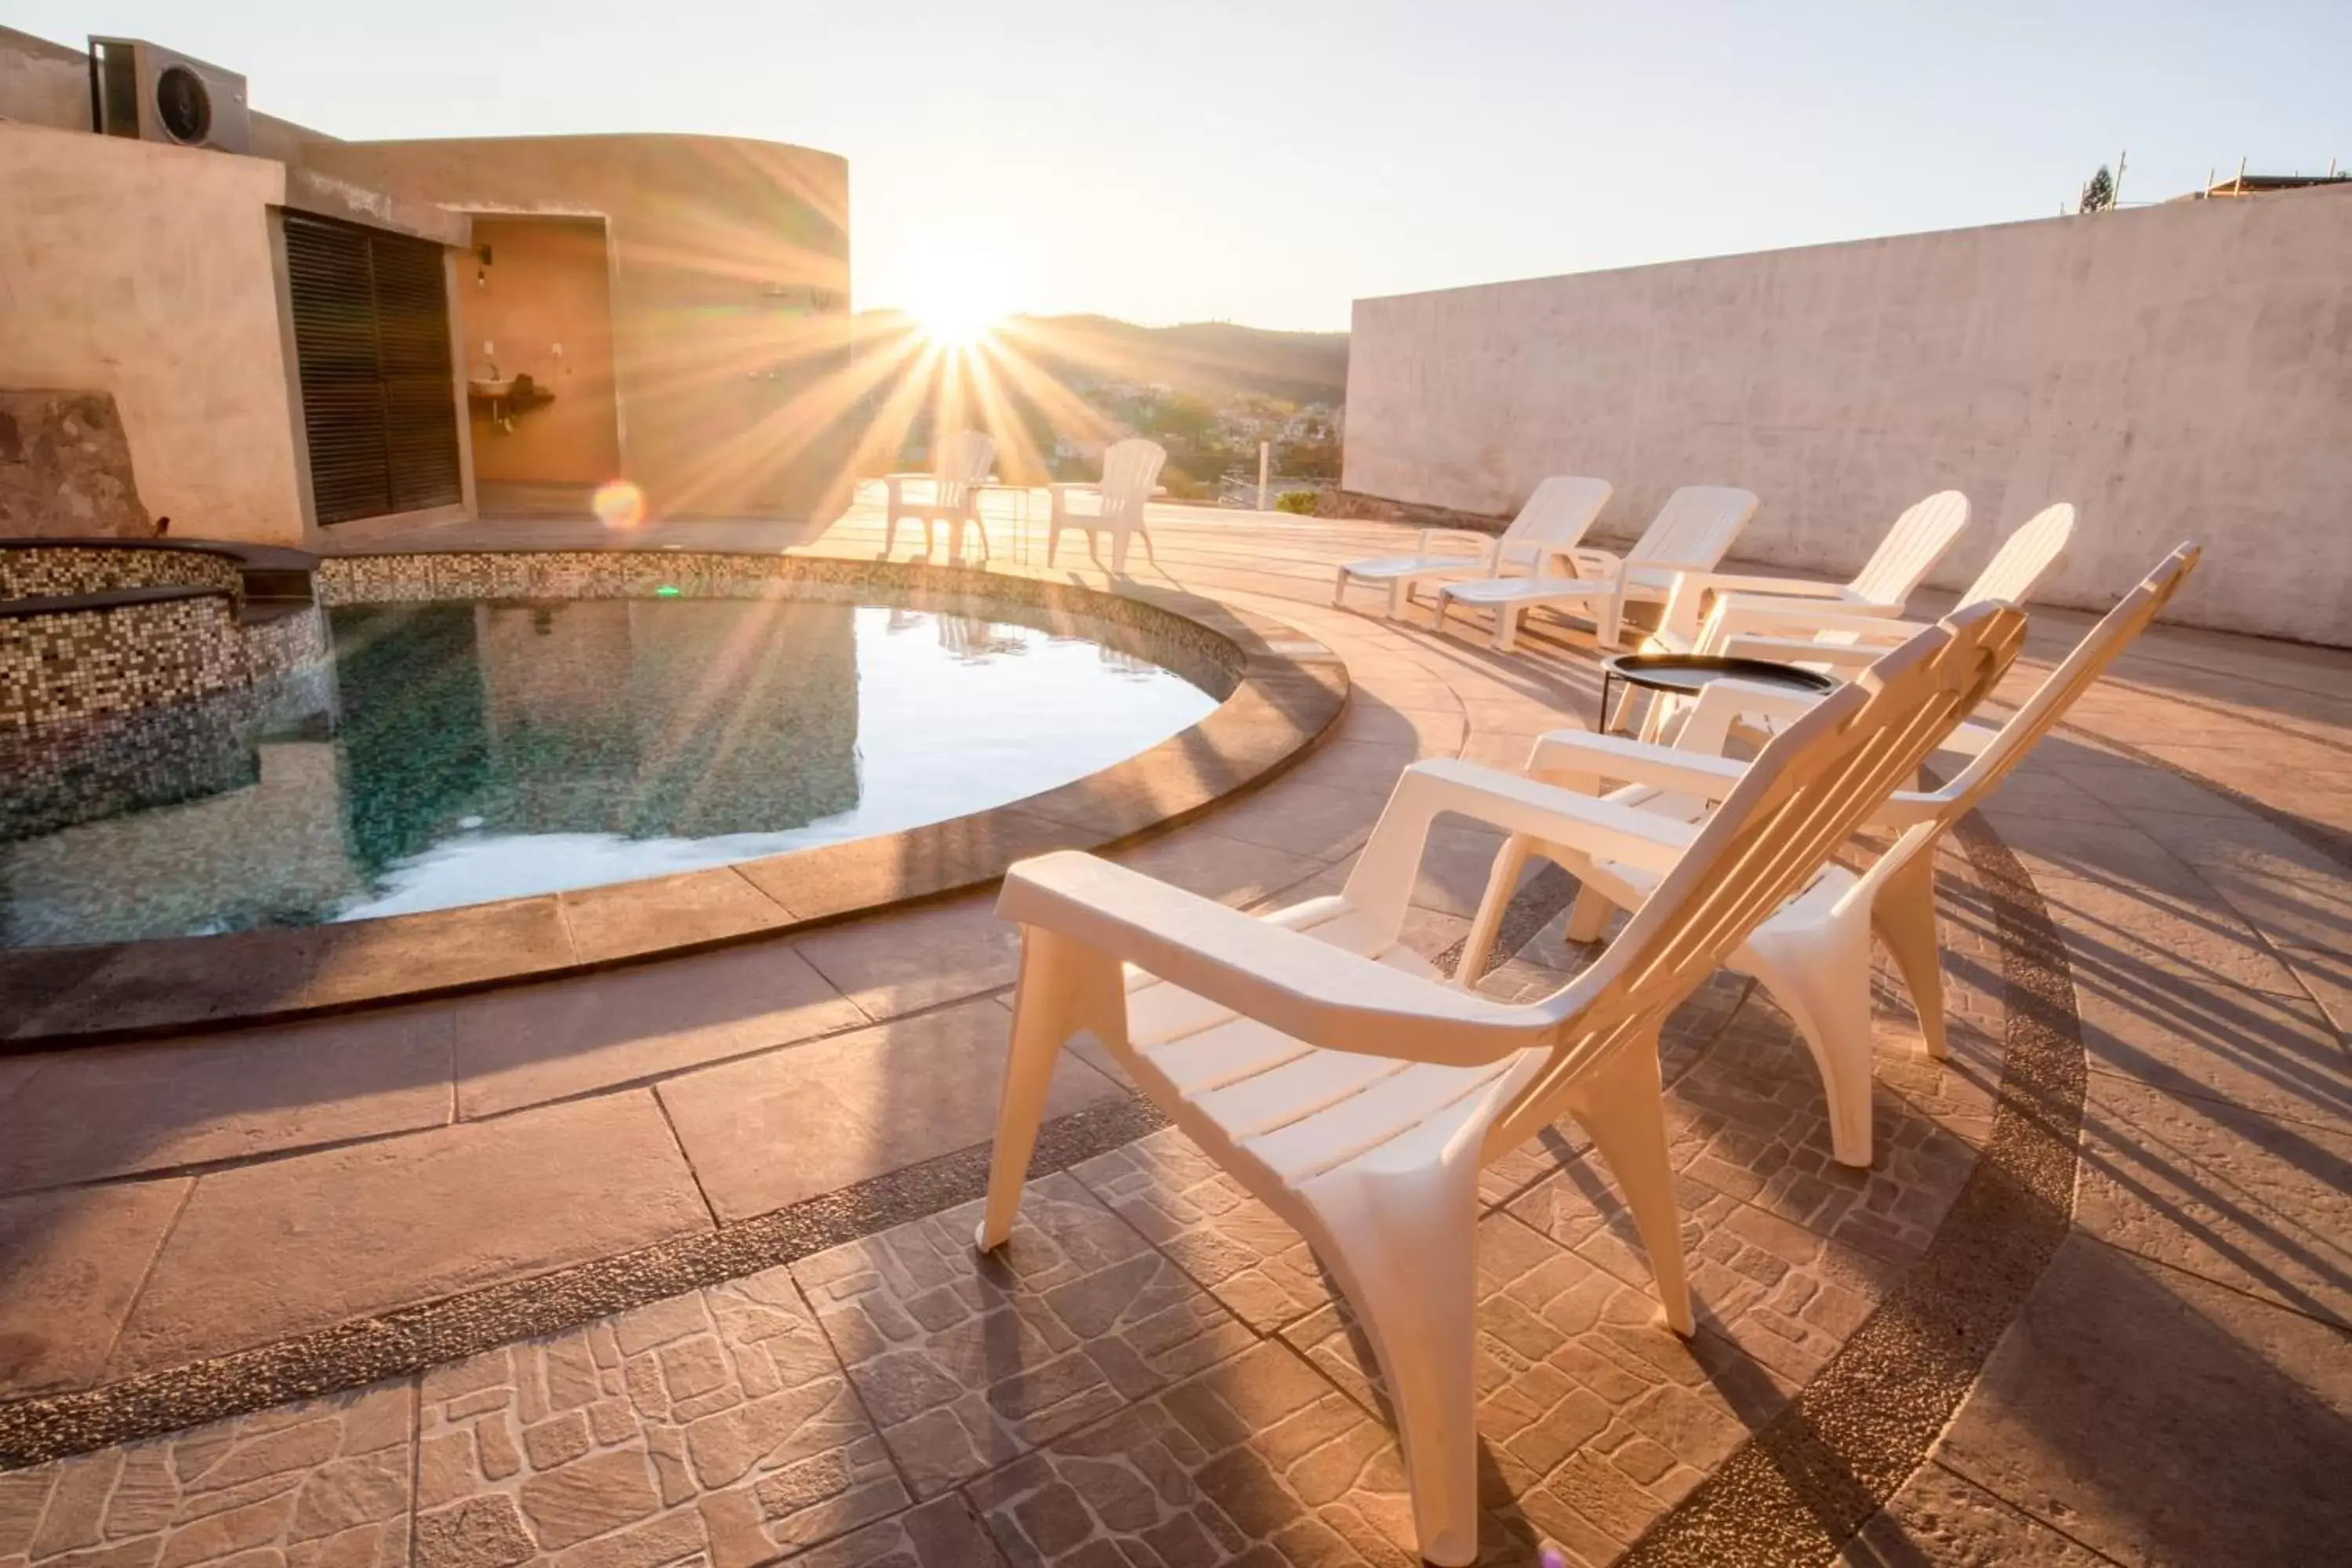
[2,548,1345,1043]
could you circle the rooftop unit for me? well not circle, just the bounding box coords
[86,36,250,155]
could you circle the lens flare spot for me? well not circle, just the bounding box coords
[592,478,647,530]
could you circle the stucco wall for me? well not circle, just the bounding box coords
[1345,187,2352,645]
[0,124,310,546]
[464,217,624,486]
[302,136,855,522]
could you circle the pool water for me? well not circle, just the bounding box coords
[0,597,1221,946]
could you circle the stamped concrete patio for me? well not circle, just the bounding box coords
[0,497,2345,1566]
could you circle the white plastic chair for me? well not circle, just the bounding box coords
[1711,503,2076,674]
[1432,485,1759,652]
[974,607,2019,1566]
[1047,437,1169,573]
[882,430,997,561]
[1646,490,1973,653]
[1461,545,2198,1166]
[1332,477,1613,620]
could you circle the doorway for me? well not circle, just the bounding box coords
[462,216,623,517]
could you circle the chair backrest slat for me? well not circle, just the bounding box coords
[1627,487,1759,574]
[1849,490,1973,606]
[1961,503,2075,606]
[1499,477,1613,564]
[1486,601,2027,1152]
[932,430,997,508]
[1095,438,1169,524]
[1936,543,2200,815]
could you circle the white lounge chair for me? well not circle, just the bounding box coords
[1461,545,2198,1165]
[882,429,997,561]
[1047,437,1169,573]
[1646,489,1973,654]
[1331,476,1613,620]
[1432,485,1759,652]
[1711,502,2076,675]
[975,607,2019,1566]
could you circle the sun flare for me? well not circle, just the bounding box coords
[901,252,1014,347]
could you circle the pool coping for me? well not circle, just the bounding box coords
[0,548,1348,1049]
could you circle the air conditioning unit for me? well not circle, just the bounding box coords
[87,38,251,156]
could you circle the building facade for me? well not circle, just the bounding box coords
[0,26,853,546]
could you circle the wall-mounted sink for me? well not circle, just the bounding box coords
[468,377,518,401]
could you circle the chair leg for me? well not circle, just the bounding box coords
[1457,833,1533,986]
[1047,521,1063,565]
[884,512,901,557]
[1138,528,1158,568]
[1490,603,1522,653]
[920,518,936,561]
[1563,882,1614,943]
[1388,577,1412,620]
[1303,1153,1484,1565]
[1740,909,1878,1167]
[1609,681,1645,738]
[977,928,1120,1250]
[1595,591,1624,651]
[1332,566,1352,607]
[1873,843,1949,1061]
[1109,529,1130,575]
[1563,1035,1693,1334]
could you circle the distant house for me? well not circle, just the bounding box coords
[2181,169,2350,200]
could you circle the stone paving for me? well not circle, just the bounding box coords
[2,498,2348,1565]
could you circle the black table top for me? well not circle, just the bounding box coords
[1601,652,1839,697]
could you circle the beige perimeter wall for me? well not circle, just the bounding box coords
[0,123,307,545]
[1345,187,2352,645]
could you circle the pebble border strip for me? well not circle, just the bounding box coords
[1618,811,2086,1563]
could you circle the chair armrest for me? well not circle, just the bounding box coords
[1524,731,1751,800]
[1047,482,1098,524]
[1388,759,1697,875]
[1765,608,1929,640]
[1563,546,1623,577]
[997,851,1546,1066]
[1715,634,1889,672]
[1415,527,1498,561]
[1705,599,1890,644]
[1685,572,1852,601]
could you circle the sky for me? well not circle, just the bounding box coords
[14,2,2349,331]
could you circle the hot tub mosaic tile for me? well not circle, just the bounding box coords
[0,544,244,602]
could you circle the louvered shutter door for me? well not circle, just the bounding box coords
[285,212,462,524]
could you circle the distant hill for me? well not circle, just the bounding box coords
[1009,314,1349,405]
[857,310,1349,406]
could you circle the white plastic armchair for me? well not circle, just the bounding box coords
[882,430,997,561]
[1647,489,1973,653]
[1333,476,1613,620]
[1047,437,1169,573]
[1461,545,2198,1167]
[975,609,2018,1566]
[1711,502,2074,675]
[1432,485,1759,652]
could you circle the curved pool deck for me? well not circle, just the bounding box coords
[0,501,2343,1566]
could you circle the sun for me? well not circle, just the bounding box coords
[900,252,1014,348]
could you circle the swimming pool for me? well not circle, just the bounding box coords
[0,594,1221,946]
